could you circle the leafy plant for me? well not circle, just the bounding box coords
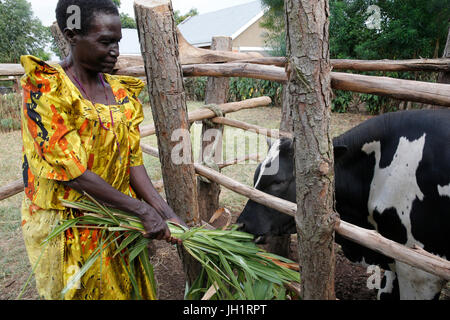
[331,90,354,113]
[20,198,300,300]
[259,0,286,57]
[184,77,208,101]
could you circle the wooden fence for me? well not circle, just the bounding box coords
[0,0,449,296]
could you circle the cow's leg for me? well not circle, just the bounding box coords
[377,270,400,300]
[395,260,446,300]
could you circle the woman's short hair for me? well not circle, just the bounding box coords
[56,0,120,35]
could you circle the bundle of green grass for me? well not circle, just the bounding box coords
[41,198,300,300]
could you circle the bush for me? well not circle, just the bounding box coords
[331,90,354,113]
[228,78,283,106]
[138,86,150,105]
[0,93,22,132]
[183,77,207,101]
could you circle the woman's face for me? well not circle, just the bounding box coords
[71,13,122,74]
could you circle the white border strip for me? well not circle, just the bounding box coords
[231,9,267,40]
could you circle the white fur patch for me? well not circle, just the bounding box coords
[362,134,426,248]
[438,183,450,198]
[254,139,281,189]
[395,260,446,300]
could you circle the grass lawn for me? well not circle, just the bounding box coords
[0,101,370,300]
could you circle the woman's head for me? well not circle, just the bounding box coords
[56,0,122,74]
[56,0,119,35]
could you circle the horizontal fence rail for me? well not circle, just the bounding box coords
[3,57,450,107]
[6,56,447,76]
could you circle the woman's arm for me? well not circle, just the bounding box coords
[64,170,181,244]
[129,165,187,227]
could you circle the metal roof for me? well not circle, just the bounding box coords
[178,1,266,47]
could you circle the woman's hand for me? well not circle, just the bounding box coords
[129,165,189,231]
[138,202,182,246]
[167,216,188,229]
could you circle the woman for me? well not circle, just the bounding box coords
[20,0,184,300]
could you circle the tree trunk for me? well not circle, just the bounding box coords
[331,72,450,107]
[438,27,450,84]
[0,179,23,201]
[177,30,263,64]
[134,0,201,286]
[272,57,294,260]
[332,58,450,72]
[50,22,70,59]
[197,37,231,223]
[182,63,288,81]
[280,84,294,133]
[285,0,336,300]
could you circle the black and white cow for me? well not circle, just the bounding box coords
[237,109,450,300]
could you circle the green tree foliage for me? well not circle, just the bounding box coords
[120,13,137,28]
[260,0,450,113]
[261,0,449,60]
[260,0,286,56]
[111,0,136,29]
[261,0,283,13]
[329,0,450,60]
[174,8,199,25]
[0,0,51,63]
[328,0,450,113]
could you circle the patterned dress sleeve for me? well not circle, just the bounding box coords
[115,76,145,167]
[21,55,88,181]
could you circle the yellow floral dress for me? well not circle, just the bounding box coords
[20,55,156,300]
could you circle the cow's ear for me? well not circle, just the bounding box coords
[266,137,274,149]
[334,144,348,160]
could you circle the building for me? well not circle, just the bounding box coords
[178,1,270,54]
[119,28,142,56]
[104,2,270,56]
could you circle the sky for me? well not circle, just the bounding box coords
[29,0,258,27]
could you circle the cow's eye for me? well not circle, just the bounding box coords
[270,181,285,188]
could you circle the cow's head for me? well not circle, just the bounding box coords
[236,136,348,244]
[236,137,296,243]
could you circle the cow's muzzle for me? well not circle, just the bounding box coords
[235,223,267,244]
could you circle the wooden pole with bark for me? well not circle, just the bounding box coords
[50,22,70,59]
[181,64,450,107]
[5,61,450,106]
[438,26,450,84]
[285,0,336,299]
[139,96,272,137]
[197,37,231,223]
[134,0,201,285]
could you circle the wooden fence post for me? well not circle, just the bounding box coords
[134,0,201,285]
[197,36,231,223]
[285,0,336,299]
[438,26,450,84]
[50,22,70,59]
